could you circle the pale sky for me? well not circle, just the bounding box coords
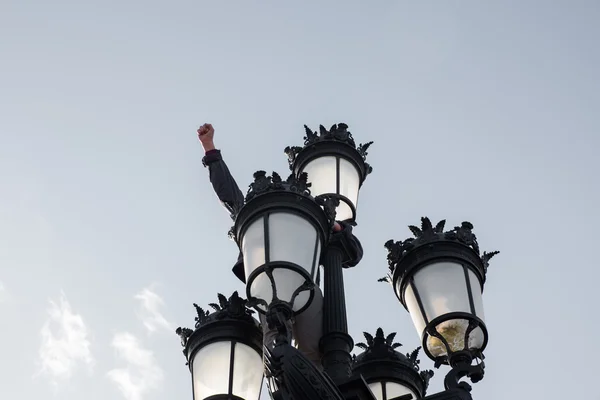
[1,1,599,400]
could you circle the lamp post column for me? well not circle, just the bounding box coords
[320,239,354,384]
[283,123,374,385]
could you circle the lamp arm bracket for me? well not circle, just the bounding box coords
[266,303,293,346]
[443,360,485,392]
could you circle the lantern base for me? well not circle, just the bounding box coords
[266,302,294,346]
[246,261,316,316]
[443,354,485,393]
[422,312,487,367]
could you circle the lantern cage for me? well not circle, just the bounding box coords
[386,218,499,367]
[176,292,264,400]
[284,123,373,223]
[233,171,335,315]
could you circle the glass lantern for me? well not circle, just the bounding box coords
[181,293,264,400]
[234,172,332,314]
[286,124,372,223]
[301,154,361,222]
[401,261,487,361]
[388,219,496,366]
[191,340,263,400]
[368,382,416,400]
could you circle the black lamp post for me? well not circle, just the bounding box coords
[231,169,356,400]
[285,124,374,384]
[176,123,498,400]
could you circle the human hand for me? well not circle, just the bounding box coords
[197,123,215,151]
[333,222,343,232]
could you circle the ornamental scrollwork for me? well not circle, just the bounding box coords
[382,217,500,281]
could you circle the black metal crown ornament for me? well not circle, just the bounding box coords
[379,217,500,283]
[244,170,311,203]
[353,328,434,390]
[284,123,374,174]
[228,170,339,242]
[175,291,257,349]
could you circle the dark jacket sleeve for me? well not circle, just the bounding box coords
[232,252,246,283]
[202,149,247,283]
[336,221,364,268]
[202,149,245,219]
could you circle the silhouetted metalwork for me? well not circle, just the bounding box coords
[176,291,260,363]
[284,123,374,176]
[232,169,334,316]
[353,328,434,399]
[176,124,497,400]
[245,170,312,203]
[380,216,499,398]
[383,218,499,280]
[266,333,345,400]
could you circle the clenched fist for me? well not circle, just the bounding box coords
[197,123,215,152]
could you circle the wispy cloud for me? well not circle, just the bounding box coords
[37,291,94,385]
[0,280,6,302]
[107,332,164,400]
[135,286,172,334]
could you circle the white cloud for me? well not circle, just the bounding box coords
[37,291,94,385]
[135,286,172,334]
[107,332,164,400]
[0,280,6,302]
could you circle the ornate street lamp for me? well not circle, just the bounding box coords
[383,217,499,393]
[352,328,434,400]
[230,170,336,319]
[175,123,499,400]
[229,169,369,400]
[284,123,373,223]
[176,292,264,400]
[284,123,375,384]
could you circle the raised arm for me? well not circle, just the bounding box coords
[198,123,245,219]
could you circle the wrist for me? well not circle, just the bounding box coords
[202,141,216,152]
